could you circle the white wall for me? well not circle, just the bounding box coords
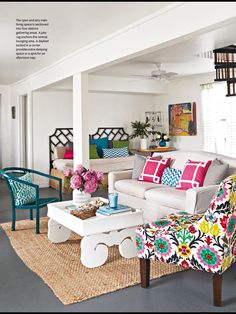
[155,72,215,151]
[0,86,11,168]
[32,90,73,185]
[0,94,2,168]
[89,92,156,148]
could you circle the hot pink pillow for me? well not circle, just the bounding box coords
[139,157,172,184]
[63,149,73,159]
[176,159,212,190]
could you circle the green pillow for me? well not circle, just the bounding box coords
[89,144,99,159]
[9,173,36,206]
[112,140,129,149]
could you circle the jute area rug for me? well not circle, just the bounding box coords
[1,217,185,305]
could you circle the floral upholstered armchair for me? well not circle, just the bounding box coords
[135,174,236,306]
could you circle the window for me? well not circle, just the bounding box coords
[201,82,236,157]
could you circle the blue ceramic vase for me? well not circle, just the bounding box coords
[159,139,166,147]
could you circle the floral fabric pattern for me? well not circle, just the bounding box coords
[135,174,236,274]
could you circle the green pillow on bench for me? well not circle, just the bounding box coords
[89,144,100,159]
[112,140,129,149]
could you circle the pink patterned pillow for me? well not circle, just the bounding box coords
[176,159,212,190]
[139,157,172,184]
[64,149,73,159]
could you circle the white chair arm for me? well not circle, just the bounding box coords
[185,185,218,214]
[108,170,133,193]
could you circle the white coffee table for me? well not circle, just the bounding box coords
[47,198,144,268]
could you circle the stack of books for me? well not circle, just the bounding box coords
[96,204,132,216]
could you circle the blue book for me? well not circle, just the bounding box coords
[96,204,131,216]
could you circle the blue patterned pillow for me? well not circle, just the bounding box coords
[102,147,129,158]
[161,167,182,187]
[9,173,36,206]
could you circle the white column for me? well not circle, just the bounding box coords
[73,73,89,170]
[27,91,33,169]
[18,95,24,167]
[18,92,33,169]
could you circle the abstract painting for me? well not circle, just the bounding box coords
[168,102,197,136]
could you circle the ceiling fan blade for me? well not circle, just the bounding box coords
[128,74,149,78]
[129,74,162,80]
[128,74,154,80]
[164,72,178,78]
[151,69,166,76]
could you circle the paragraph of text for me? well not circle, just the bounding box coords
[16,18,49,60]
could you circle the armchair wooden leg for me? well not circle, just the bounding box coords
[140,258,150,288]
[11,207,16,231]
[213,273,222,307]
[36,207,40,234]
[29,209,33,220]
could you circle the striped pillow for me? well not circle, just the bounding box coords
[161,167,182,187]
[102,147,129,158]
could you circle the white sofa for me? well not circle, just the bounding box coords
[108,150,236,222]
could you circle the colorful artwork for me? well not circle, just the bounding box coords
[168,102,197,136]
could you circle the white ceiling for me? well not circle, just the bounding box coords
[0,1,172,85]
[92,19,236,79]
[40,17,236,91]
[40,18,236,91]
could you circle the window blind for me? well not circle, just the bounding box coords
[201,82,236,158]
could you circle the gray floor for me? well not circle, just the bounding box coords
[0,179,236,312]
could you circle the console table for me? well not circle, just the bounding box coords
[131,147,177,156]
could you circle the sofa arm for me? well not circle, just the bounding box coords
[108,170,133,193]
[185,185,218,214]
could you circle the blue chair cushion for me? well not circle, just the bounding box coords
[89,137,109,158]
[161,167,182,187]
[9,173,36,206]
[102,147,129,158]
[19,197,59,208]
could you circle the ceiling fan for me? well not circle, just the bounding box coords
[129,62,177,81]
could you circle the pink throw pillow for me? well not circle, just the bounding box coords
[176,159,212,190]
[64,149,73,159]
[139,157,172,184]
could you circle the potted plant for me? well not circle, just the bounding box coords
[130,120,150,150]
[64,165,104,206]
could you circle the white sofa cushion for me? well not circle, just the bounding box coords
[145,187,186,210]
[115,179,163,199]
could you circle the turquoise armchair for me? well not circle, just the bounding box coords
[1,167,62,234]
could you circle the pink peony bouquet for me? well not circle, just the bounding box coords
[64,165,104,193]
